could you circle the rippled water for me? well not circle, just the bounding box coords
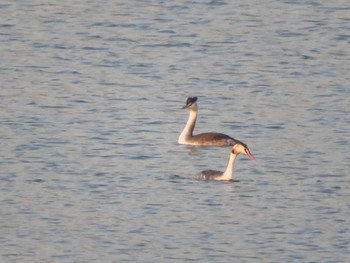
[1,0,350,262]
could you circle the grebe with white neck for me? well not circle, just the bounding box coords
[178,97,238,146]
[199,142,255,181]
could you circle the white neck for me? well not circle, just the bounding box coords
[218,153,238,180]
[178,109,197,144]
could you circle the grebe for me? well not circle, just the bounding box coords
[178,97,237,146]
[199,142,255,181]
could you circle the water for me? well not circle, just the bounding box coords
[1,0,349,262]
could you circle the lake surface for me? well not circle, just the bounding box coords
[1,0,349,262]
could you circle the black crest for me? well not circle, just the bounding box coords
[186,97,198,105]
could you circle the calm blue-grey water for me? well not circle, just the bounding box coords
[1,0,349,262]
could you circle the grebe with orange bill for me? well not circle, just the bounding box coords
[199,142,255,181]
